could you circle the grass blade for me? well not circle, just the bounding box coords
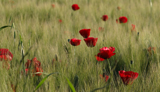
[90,84,109,92]
[66,77,76,92]
[74,75,78,90]
[34,72,58,92]
[0,25,12,31]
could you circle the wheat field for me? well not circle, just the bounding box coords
[0,0,160,92]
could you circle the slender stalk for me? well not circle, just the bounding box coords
[107,59,112,91]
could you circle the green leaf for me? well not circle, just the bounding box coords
[66,77,76,92]
[0,25,12,31]
[34,72,58,92]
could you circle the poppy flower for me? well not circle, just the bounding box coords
[101,15,108,21]
[51,4,55,8]
[100,74,109,82]
[25,57,43,76]
[25,57,41,68]
[116,19,119,23]
[119,16,128,23]
[117,6,121,10]
[131,24,136,32]
[119,70,139,85]
[72,4,80,11]
[59,20,62,23]
[84,37,98,47]
[34,67,43,76]
[0,48,13,61]
[0,49,13,69]
[68,38,81,46]
[95,47,115,61]
[79,29,91,38]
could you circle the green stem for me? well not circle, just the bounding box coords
[107,59,112,74]
[107,59,112,91]
[96,62,99,86]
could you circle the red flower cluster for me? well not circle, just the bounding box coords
[69,29,98,47]
[95,47,115,61]
[79,29,98,47]
[101,15,108,21]
[0,48,13,69]
[0,48,13,61]
[72,4,80,11]
[119,70,139,85]
[25,57,43,76]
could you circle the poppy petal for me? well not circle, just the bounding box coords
[95,56,105,61]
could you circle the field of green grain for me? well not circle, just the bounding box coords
[0,0,160,92]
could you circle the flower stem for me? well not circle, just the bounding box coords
[107,59,112,74]
[107,59,113,91]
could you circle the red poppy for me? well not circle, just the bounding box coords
[35,67,43,76]
[0,48,13,61]
[119,70,139,85]
[69,38,81,46]
[119,16,128,23]
[95,47,115,61]
[25,57,43,76]
[101,15,108,21]
[0,49,13,69]
[116,19,119,23]
[79,29,91,38]
[132,24,135,30]
[51,4,55,8]
[100,74,109,82]
[84,37,98,47]
[59,20,62,23]
[72,4,80,11]
[25,57,41,68]
[131,24,136,32]
[117,6,121,10]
